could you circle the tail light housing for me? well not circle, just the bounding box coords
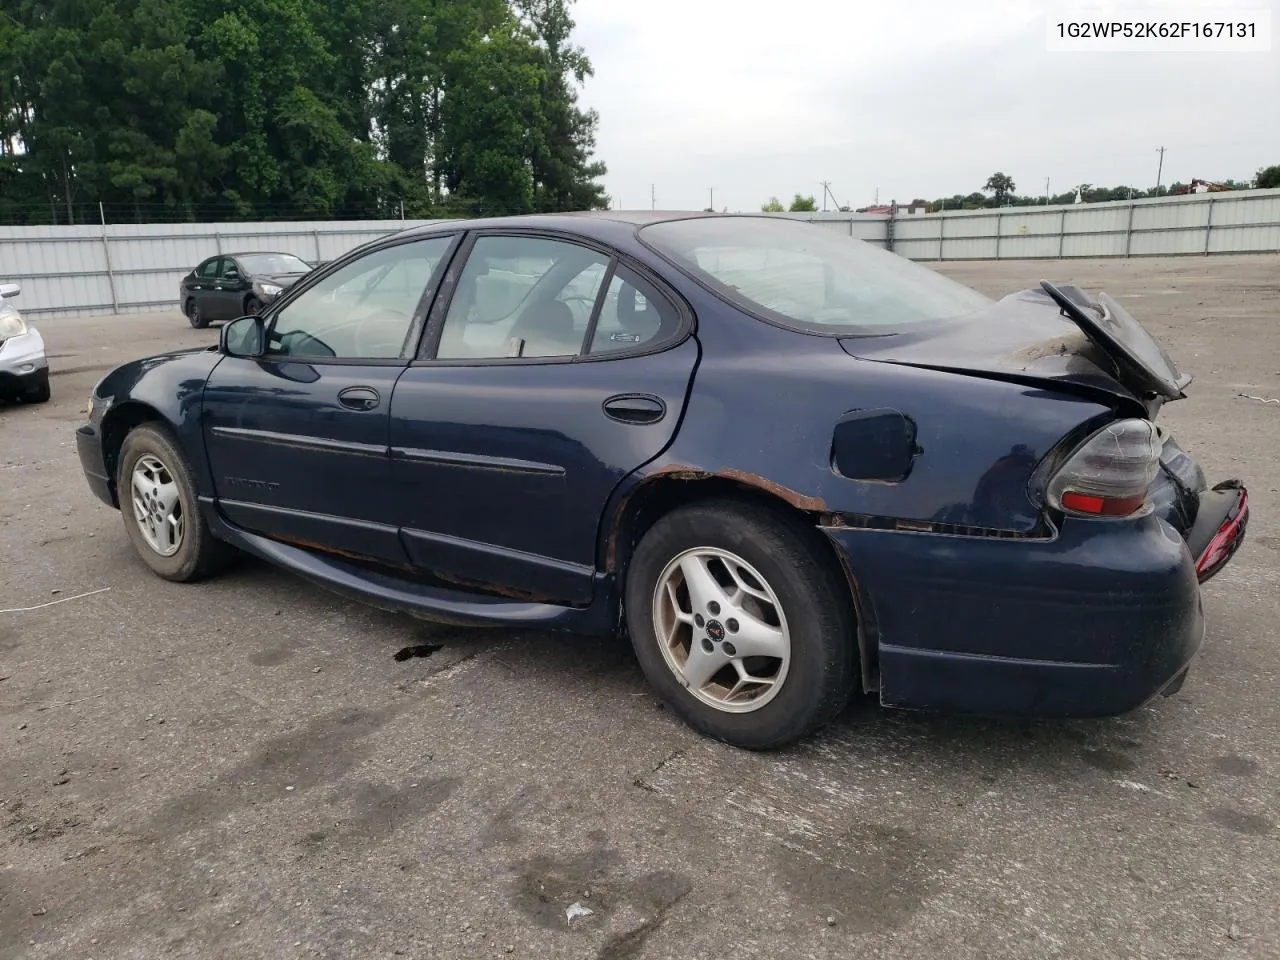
[1044,419,1162,518]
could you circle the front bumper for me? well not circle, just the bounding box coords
[0,327,48,394]
[825,500,1244,718]
[76,417,117,508]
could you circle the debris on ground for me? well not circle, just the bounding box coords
[394,643,443,662]
[565,902,594,924]
[0,586,110,614]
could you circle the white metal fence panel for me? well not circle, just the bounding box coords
[1,192,1276,318]
[782,212,887,246]
[0,219,443,317]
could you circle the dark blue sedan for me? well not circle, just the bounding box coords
[75,213,1249,749]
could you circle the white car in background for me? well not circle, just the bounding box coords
[0,282,50,404]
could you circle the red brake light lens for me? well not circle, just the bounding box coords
[1060,491,1149,516]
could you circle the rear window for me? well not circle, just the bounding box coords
[639,216,992,335]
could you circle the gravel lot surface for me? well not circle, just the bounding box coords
[2,254,1277,959]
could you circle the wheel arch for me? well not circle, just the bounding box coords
[603,470,876,693]
[99,401,169,502]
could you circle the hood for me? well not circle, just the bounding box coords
[256,273,307,288]
[839,284,1190,407]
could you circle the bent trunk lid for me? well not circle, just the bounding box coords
[839,283,1190,408]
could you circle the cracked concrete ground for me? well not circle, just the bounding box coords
[1,254,1277,959]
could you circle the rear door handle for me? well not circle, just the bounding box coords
[338,386,381,411]
[602,394,666,425]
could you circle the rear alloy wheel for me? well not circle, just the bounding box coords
[625,500,858,750]
[117,424,234,581]
[185,299,208,329]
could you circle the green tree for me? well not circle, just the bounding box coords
[984,172,1015,206]
[1255,165,1280,189]
[0,0,611,223]
[761,197,785,212]
[439,22,544,214]
[516,0,609,211]
[788,194,817,212]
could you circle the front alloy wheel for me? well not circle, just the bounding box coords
[130,454,184,557]
[117,423,234,582]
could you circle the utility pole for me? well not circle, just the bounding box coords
[708,187,714,211]
[820,181,842,212]
[650,184,656,210]
[1156,146,1166,191]
[1044,177,1050,204]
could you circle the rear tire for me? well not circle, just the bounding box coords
[185,299,208,329]
[116,423,234,582]
[624,500,858,750]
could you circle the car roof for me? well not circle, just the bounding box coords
[395,210,729,244]
[223,251,309,258]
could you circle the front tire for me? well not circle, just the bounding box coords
[624,500,858,750]
[23,371,50,403]
[185,299,208,329]
[116,424,233,582]
[244,296,263,316]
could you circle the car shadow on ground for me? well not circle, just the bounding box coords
[208,553,1158,785]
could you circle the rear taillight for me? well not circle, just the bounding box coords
[1045,419,1161,518]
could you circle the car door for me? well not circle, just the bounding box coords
[388,232,699,605]
[189,257,223,318]
[202,257,240,321]
[202,234,459,564]
[213,257,248,319]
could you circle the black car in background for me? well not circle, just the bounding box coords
[180,252,312,328]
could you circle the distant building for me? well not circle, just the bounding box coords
[856,199,931,215]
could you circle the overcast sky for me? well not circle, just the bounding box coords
[571,0,1280,211]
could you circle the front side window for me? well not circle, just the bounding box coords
[640,216,992,334]
[436,236,610,359]
[219,259,241,280]
[266,236,453,360]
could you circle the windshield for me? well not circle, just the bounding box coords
[239,254,311,276]
[640,216,993,334]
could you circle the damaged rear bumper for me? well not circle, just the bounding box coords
[823,507,1224,719]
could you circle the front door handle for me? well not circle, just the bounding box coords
[602,393,666,425]
[338,386,381,411]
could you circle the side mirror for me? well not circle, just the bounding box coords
[0,282,20,299]
[220,315,266,358]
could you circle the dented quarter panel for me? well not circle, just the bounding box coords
[598,275,1117,571]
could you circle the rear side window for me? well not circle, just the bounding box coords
[197,259,220,278]
[436,236,610,359]
[587,266,679,355]
[641,216,992,334]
